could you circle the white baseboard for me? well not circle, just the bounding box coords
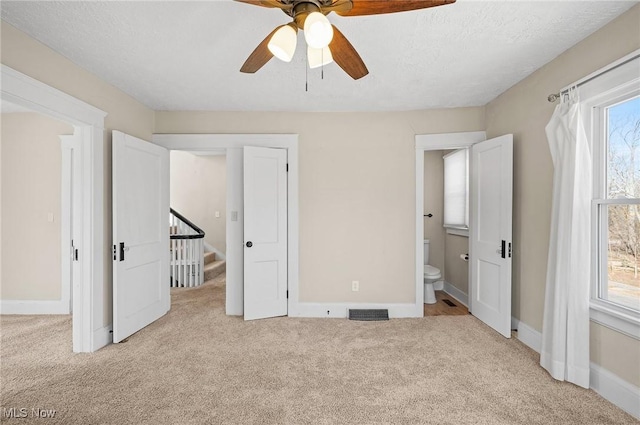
[511,316,639,419]
[442,281,468,307]
[511,317,542,352]
[92,325,113,351]
[204,241,226,261]
[0,299,70,315]
[291,302,419,318]
[590,362,640,419]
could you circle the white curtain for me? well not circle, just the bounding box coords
[541,89,592,389]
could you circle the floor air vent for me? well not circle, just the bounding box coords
[443,299,457,307]
[348,309,389,321]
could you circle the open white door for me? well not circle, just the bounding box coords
[113,131,170,342]
[243,146,288,320]
[470,134,513,338]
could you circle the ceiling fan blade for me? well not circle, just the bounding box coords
[240,26,282,74]
[328,25,368,80]
[336,0,455,16]
[323,0,354,14]
[234,0,292,10]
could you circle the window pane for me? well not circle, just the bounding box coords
[607,96,640,199]
[443,149,469,228]
[604,203,640,311]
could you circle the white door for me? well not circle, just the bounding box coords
[470,134,513,338]
[113,131,170,342]
[243,146,288,320]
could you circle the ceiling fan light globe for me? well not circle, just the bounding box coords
[304,12,333,49]
[307,46,333,69]
[267,25,297,62]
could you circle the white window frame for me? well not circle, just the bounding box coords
[580,50,640,340]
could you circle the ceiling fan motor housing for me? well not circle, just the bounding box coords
[291,1,324,29]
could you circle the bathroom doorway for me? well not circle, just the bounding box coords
[422,148,471,314]
[415,131,514,337]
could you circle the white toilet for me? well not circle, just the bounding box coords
[423,239,441,304]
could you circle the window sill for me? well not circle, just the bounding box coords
[445,227,469,237]
[590,301,640,340]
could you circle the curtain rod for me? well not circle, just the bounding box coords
[547,50,640,102]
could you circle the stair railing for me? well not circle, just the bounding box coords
[170,208,205,288]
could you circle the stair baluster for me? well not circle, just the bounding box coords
[169,208,206,288]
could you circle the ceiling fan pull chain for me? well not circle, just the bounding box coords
[305,48,309,92]
[321,48,324,80]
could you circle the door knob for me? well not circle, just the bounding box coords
[246,241,253,248]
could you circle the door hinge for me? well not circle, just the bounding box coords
[286,290,289,299]
[113,244,117,261]
[72,240,78,261]
[286,163,289,172]
[508,242,512,258]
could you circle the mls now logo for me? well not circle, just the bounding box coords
[2,407,56,419]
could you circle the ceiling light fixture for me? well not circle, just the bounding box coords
[303,11,333,49]
[239,0,456,80]
[307,46,333,69]
[267,24,298,62]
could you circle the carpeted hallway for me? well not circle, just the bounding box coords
[1,275,637,425]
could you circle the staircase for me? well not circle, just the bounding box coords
[170,208,225,288]
[203,251,226,281]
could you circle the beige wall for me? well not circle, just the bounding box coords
[1,112,73,300]
[423,150,445,273]
[445,234,468,295]
[1,22,155,326]
[156,108,485,303]
[170,152,226,253]
[485,5,640,387]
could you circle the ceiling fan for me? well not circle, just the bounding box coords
[236,0,455,80]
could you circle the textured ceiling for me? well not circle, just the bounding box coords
[1,1,637,112]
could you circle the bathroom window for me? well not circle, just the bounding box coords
[582,53,640,339]
[443,148,469,236]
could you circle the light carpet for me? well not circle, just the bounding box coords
[1,276,637,424]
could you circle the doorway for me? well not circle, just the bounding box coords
[151,134,300,318]
[415,131,514,337]
[422,147,471,313]
[1,65,107,352]
[169,149,227,288]
[1,104,74,315]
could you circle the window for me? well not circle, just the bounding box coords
[583,53,640,338]
[597,98,640,312]
[443,149,469,235]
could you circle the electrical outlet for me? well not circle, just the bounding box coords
[352,280,359,292]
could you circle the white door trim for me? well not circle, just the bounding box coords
[415,131,486,316]
[1,65,107,353]
[60,135,80,316]
[151,133,300,317]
